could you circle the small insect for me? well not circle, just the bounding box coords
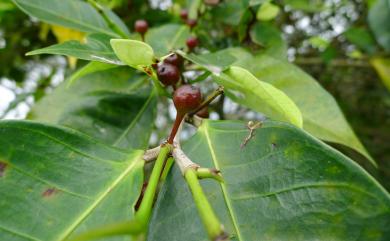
[241,121,262,149]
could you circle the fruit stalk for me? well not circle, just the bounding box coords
[167,113,184,144]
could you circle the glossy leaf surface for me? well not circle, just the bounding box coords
[12,0,117,36]
[0,120,144,240]
[27,33,122,65]
[29,67,156,150]
[148,120,390,241]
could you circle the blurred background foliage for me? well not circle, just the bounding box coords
[0,0,389,188]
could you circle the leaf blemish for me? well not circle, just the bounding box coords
[0,161,7,177]
[42,188,58,198]
[272,143,277,150]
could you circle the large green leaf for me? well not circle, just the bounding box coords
[148,120,390,240]
[28,67,156,150]
[368,0,390,51]
[214,66,303,127]
[12,0,117,37]
[225,49,375,165]
[0,120,144,240]
[27,33,122,65]
[145,24,190,57]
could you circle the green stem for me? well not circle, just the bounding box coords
[135,145,171,225]
[87,0,129,38]
[68,220,143,241]
[160,157,174,182]
[184,169,226,240]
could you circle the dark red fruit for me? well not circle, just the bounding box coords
[134,20,148,34]
[173,85,202,114]
[196,106,209,118]
[180,9,188,20]
[157,63,180,86]
[164,53,184,68]
[186,36,198,50]
[186,19,197,29]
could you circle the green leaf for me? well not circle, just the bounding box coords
[110,39,155,70]
[67,62,119,87]
[249,0,268,6]
[101,6,131,37]
[344,27,376,54]
[370,57,390,91]
[27,33,122,65]
[283,0,325,12]
[0,120,144,241]
[232,51,375,165]
[210,0,247,26]
[250,22,287,59]
[148,120,390,240]
[368,0,390,51]
[28,67,156,150]
[177,49,237,74]
[214,66,303,127]
[12,0,117,37]
[145,24,190,57]
[256,1,280,21]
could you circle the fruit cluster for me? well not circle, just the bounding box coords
[133,10,207,144]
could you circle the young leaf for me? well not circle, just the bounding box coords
[12,0,117,36]
[256,1,280,21]
[27,33,123,65]
[110,39,155,69]
[148,120,390,240]
[28,67,156,150]
[214,66,303,127]
[0,120,144,241]
[145,24,190,57]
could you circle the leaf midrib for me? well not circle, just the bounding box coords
[202,122,244,241]
[113,91,155,146]
[56,153,142,241]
